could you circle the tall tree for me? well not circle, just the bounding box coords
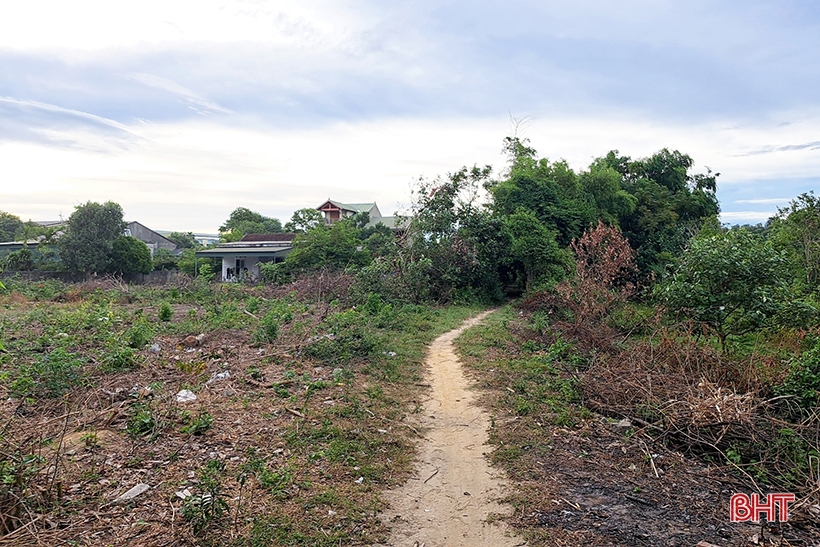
[58,201,126,274]
[602,149,719,274]
[488,137,599,246]
[220,207,282,241]
[166,231,199,249]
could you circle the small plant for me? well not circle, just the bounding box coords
[245,296,260,314]
[158,302,173,322]
[127,406,159,439]
[182,459,228,534]
[181,411,214,435]
[126,317,154,349]
[101,345,137,372]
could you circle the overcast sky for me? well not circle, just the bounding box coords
[1,0,818,232]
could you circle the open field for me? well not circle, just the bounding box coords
[0,276,478,546]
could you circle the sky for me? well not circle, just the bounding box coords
[1,0,819,233]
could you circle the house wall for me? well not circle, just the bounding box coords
[221,256,261,281]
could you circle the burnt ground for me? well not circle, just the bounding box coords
[455,308,820,547]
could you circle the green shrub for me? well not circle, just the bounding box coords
[777,338,820,410]
[126,317,154,349]
[158,302,173,322]
[9,348,85,399]
[101,345,137,372]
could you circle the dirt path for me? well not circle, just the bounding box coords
[377,311,524,547]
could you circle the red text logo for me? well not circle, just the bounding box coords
[730,493,795,522]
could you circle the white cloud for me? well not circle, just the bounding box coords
[735,198,790,204]
[128,73,231,115]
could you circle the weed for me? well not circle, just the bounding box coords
[182,459,228,534]
[180,411,214,435]
[9,348,85,399]
[126,317,154,349]
[127,406,160,439]
[100,345,137,372]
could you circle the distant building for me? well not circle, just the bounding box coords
[124,221,176,256]
[315,199,405,231]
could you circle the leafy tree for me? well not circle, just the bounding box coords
[5,248,34,271]
[602,149,719,275]
[58,201,126,274]
[768,192,820,293]
[0,212,24,242]
[284,220,370,273]
[220,207,282,241]
[166,231,199,249]
[656,227,788,351]
[410,165,508,302]
[503,208,568,291]
[284,208,324,233]
[488,137,596,246]
[110,236,152,275]
[177,248,198,276]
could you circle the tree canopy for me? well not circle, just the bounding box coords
[0,212,24,243]
[58,201,126,274]
[110,236,152,275]
[220,208,282,242]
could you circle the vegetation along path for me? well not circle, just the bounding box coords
[378,310,524,547]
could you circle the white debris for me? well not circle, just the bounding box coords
[113,483,150,504]
[207,371,231,384]
[176,389,197,403]
[175,488,193,500]
[354,477,364,484]
[149,343,161,353]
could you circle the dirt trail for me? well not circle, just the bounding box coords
[378,310,524,547]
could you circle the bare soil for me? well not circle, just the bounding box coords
[377,310,525,547]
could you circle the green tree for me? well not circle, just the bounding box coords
[410,165,508,302]
[284,208,324,233]
[0,212,24,242]
[58,201,126,274]
[488,137,596,246]
[603,149,719,275]
[768,192,820,293]
[284,220,370,273]
[166,231,199,249]
[219,207,282,241]
[5,248,34,271]
[110,236,152,275]
[656,227,788,351]
[503,208,568,291]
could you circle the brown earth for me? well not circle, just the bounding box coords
[377,311,525,547]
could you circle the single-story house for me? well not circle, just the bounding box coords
[195,233,296,281]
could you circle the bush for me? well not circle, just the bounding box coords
[126,317,154,348]
[158,302,173,322]
[777,338,820,410]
